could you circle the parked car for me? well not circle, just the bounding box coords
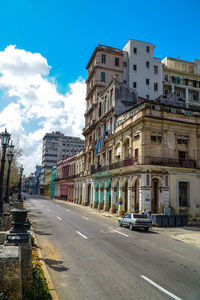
[118,213,152,231]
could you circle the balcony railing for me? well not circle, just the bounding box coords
[143,156,196,168]
[91,156,197,174]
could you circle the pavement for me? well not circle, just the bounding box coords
[55,199,200,249]
[26,195,200,300]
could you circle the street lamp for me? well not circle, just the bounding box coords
[0,129,11,215]
[4,141,14,203]
[18,165,24,201]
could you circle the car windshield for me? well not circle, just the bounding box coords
[133,214,147,219]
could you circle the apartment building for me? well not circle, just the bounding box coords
[123,39,163,100]
[40,131,84,190]
[83,45,125,172]
[162,57,200,108]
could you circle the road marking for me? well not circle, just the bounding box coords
[46,209,50,212]
[82,216,89,220]
[65,208,71,212]
[57,216,62,221]
[141,275,182,300]
[109,228,129,237]
[76,231,88,239]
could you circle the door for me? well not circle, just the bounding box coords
[151,178,159,213]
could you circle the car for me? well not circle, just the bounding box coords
[118,213,152,231]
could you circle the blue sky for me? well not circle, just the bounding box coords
[0,0,199,174]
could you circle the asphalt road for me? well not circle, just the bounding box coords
[25,194,200,300]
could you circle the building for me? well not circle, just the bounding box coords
[41,131,84,189]
[123,39,163,100]
[162,57,200,108]
[50,166,56,198]
[54,159,63,199]
[75,94,200,219]
[34,165,41,194]
[83,45,125,172]
[43,169,51,197]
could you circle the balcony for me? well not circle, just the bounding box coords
[143,156,196,168]
[91,156,197,174]
[91,158,138,174]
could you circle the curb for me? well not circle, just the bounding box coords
[31,231,59,300]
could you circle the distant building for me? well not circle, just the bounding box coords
[40,131,84,188]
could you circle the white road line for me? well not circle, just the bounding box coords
[65,208,71,212]
[46,209,50,212]
[141,275,182,300]
[76,231,88,239]
[109,228,129,237]
[82,216,89,220]
[57,216,62,221]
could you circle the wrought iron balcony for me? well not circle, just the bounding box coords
[90,156,197,175]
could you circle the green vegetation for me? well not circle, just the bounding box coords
[22,265,52,300]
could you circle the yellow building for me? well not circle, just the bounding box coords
[43,169,51,197]
[162,57,200,108]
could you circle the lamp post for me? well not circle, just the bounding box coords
[18,165,24,201]
[0,129,11,215]
[4,141,14,203]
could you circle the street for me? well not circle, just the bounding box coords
[25,194,200,300]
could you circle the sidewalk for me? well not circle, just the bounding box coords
[55,199,200,249]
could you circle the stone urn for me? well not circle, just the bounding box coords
[10,208,29,233]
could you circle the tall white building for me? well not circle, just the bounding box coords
[123,39,162,100]
[41,131,84,183]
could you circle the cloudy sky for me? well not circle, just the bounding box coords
[0,46,86,174]
[0,0,199,175]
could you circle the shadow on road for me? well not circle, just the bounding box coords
[43,258,70,272]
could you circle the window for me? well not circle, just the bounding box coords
[134,134,140,140]
[133,47,137,54]
[115,57,119,66]
[133,82,137,88]
[146,95,149,100]
[154,82,158,91]
[108,149,112,164]
[133,64,137,71]
[102,54,106,63]
[151,134,162,143]
[123,62,127,67]
[146,61,150,68]
[177,136,188,145]
[179,181,190,207]
[135,149,139,161]
[146,46,150,53]
[146,78,149,85]
[164,89,168,95]
[101,72,105,82]
[154,65,158,74]
[146,174,150,185]
[178,151,186,160]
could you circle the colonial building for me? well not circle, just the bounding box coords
[76,95,200,219]
[162,57,200,108]
[83,45,125,173]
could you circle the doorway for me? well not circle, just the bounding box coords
[151,178,159,213]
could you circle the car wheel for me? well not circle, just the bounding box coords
[129,223,133,231]
[119,221,122,227]
[144,227,149,232]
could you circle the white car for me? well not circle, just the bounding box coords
[118,213,152,231]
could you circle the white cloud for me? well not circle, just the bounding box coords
[0,45,86,175]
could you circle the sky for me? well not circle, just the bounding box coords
[0,0,199,175]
